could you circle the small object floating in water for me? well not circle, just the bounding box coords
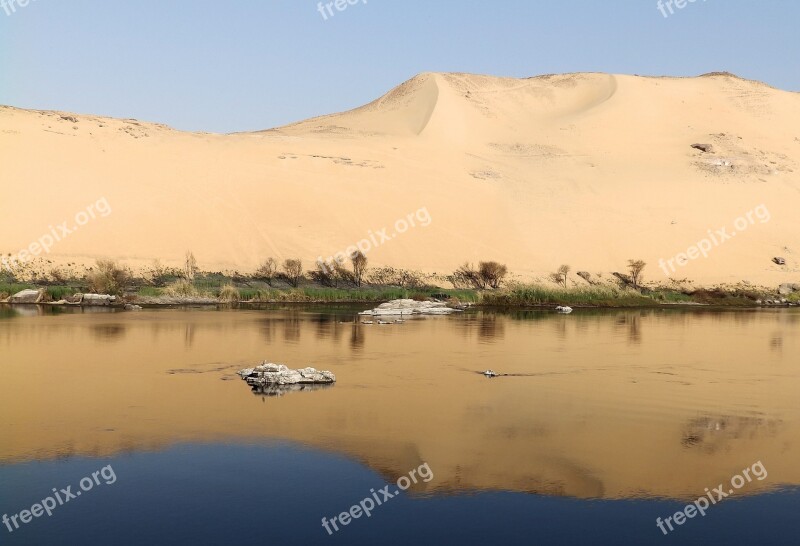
[555,306,573,314]
[361,320,374,325]
[483,370,500,378]
[377,320,393,325]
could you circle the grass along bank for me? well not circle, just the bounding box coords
[1,256,792,308]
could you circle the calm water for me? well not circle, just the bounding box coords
[1,305,799,545]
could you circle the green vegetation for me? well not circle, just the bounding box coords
[45,285,78,301]
[137,286,164,297]
[481,285,653,307]
[246,286,480,303]
[0,254,785,309]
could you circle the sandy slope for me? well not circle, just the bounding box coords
[1,72,799,286]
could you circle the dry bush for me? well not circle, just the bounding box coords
[478,261,508,289]
[451,262,483,289]
[282,259,303,287]
[308,261,337,287]
[628,260,647,289]
[86,260,130,295]
[183,251,198,281]
[351,251,368,287]
[367,267,423,288]
[163,279,202,297]
[255,258,278,286]
[219,284,240,302]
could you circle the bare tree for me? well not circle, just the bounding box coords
[628,260,647,289]
[183,251,198,281]
[549,264,571,288]
[283,259,303,288]
[350,251,368,288]
[255,258,278,286]
[478,261,508,289]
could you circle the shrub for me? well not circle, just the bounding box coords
[367,267,424,288]
[255,258,278,286]
[163,279,204,298]
[479,261,508,289]
[308,260,337,287]
[628,260,647,289]
[183,251,198,281]
[86,260,129,295]
[282,259,303,288]
[219,284,240,302]
[351,251,368,287]
[451,263,483,289]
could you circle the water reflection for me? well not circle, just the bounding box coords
[1,306,799,502]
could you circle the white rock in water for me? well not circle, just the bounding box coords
[555,306,573,314]
[10,289,44,304]
[238,362,336,387]
[83,293,117,306]
[359,298,462,316]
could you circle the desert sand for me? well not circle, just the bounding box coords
[1,72,798,286]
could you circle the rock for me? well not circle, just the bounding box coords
[237,362,336,388]
[555,306,573,314]
[612,272,633,286]
[359,299,462,316]
[82,293,117,306]
[691,143,715,153]
[773,257,786,265]
[65,294,83,304]
[10,289,44,304]
[124,304,143,311]
[778,284,796,295]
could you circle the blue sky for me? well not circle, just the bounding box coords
[1,0,797,133]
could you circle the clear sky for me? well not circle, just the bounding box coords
[1,0,798,133]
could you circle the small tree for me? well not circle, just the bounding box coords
[283,259,303,288]
[255,258,278,286]
[350,251,368,288]
[183,251,198,281]
[549,264,571,288]
[478,261,508,289]
[628,260,647,289]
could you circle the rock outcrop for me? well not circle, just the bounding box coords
[359,299,462,316]
[237,363,336,388]
[10,289,44,303]
[778,283,800,296]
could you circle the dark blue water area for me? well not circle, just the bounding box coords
[1,442,798,545]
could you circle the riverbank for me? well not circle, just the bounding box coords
[2,281,797,309]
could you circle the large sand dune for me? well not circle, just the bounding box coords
[1,72,799,286]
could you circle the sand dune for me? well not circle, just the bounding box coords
[1,72,799,286]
